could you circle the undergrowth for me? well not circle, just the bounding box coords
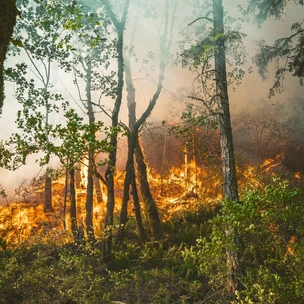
[1,178,304,303]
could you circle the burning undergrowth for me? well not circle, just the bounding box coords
[0,150,301,249]
[1,111,304,248]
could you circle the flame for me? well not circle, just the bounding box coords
[285,235,296,257]
[80,159,89,189]
[295,172,301,179]
[0,150,300,247]
[261,153,284,173]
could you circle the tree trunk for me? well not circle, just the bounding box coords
[86,154,95,242]
[135,141,163,239]
[123,30,167,240]
[119,54,147,243]
[94,176,104,204]
[118,131,147,244]
[130,167,148,243]
[69,169,78,243]
[102,0,130,262]
[63,166,69,229]
[117,137,133,244]
[44,171,53,212]
[0,0,18,112]
[129,0,177,239]
[213,0,240,298]
[85,57,95,243]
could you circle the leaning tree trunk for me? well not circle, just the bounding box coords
[130,166,148,243]
[213,0,241,298]
[103,27,123,260]
[118,133,135,244]
[101,0,130,262]
[117,54,147,244]
[63,166,69,229]
[135,141,163,239]
[118,131,147,244]
[0,0,18,112]
[121,0,177,240]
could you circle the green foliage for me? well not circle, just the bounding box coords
[0,240,201,304]
[0,238,7,251]
[181,179,304,303]
[241,1,304,96]
[139,241,164,267]
[4,186,304,303]
[241,0,304,24]
[163,205,216,246]
[253,24,304,96]
[0,243,108,304]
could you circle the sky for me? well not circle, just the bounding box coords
[0,0,304,200]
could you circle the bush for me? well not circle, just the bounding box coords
[182,179,304,303]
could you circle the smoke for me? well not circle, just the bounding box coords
[1,0,304,201]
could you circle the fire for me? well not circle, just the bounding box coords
[295,172,301,179]
[261,153,284,172]
[147,159,222,221]
[80,159,89,189]
[0,150,300,247]
[286,235,296,257]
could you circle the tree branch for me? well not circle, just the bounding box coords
[188,16,213,26]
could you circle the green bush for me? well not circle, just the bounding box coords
[182,179,304,303]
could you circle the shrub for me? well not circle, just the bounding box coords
[182,179,304,303]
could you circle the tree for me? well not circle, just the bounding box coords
[3,0,116,241]
[6,0,75,212]
[59,0,117,242]
[243,0,304,96]
[100,0,130,261]
[233,100,291,165]
[4,61,63,213]
[50,108,113,243]
[51,109,85,242]
[182,0,246,298]
[0,0,18,113]
[244,0,303,22]
[212,0,240,297]
[118,0,178,243]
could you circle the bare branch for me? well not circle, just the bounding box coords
[188,16,213,26]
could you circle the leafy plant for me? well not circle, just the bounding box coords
[181,178,304,303]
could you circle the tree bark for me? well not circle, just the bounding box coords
[69,169,78,243]
[135,141,163,239]
[85,57,95,243]
[130,166,148,243]
[117,133,134,244]
[86,153,95,242]
[63,167,68,229]
[118,132,147,244]
[44,172,53,212]
[0,0,18,112]
[101,0,130,262]
[103,27,123,259]
[121,0,178,240]
[118,54,147,244]
[213,0,240,298]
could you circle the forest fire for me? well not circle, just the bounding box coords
[261,153,285,173]
[1,0,304,301]
[0,150,294,247]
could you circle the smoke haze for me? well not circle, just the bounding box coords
[1,0,304,201]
